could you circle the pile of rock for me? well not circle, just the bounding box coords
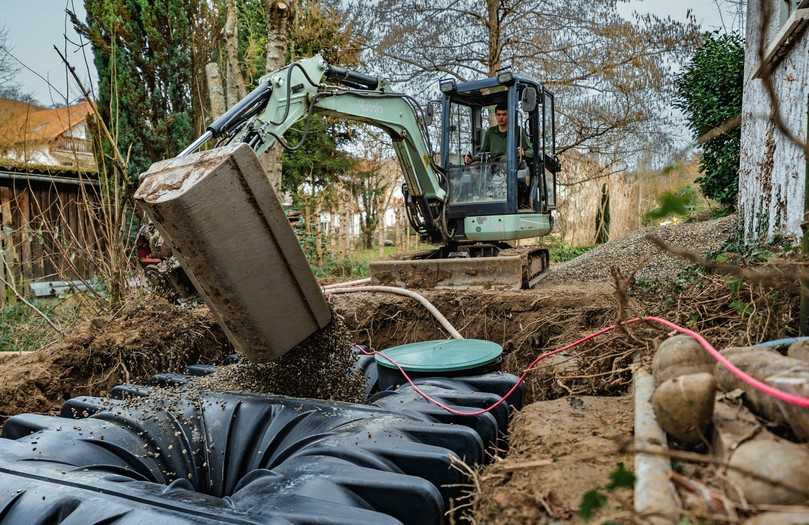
[649,335,809,523]
[544,215,736,284]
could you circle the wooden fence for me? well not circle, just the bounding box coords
[0,175,99,306]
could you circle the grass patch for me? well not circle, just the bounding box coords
[545,239,593,263]
[0,295,83,352]
[1,300,57,352]
[312,244,432,282]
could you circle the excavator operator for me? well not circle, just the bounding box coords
[464,104,533,208]
[480,104,533,161]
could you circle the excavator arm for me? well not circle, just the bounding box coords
[177,55,447,242]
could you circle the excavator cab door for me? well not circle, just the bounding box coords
[540,88,559,212]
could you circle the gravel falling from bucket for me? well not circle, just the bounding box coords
[197,314,366,403]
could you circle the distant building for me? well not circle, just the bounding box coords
[0,99,99,302]
[0,98,96,172]
[739,0,809,243]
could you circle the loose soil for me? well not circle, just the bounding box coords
[0,296,231,418]
[471,396,634,524]
[333,283,615,351]
[332,283,637,403]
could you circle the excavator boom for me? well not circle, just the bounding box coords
[177,55,448,243]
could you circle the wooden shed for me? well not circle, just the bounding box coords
[0,163,100,305]
[0,99,100,304]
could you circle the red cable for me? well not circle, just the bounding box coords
[365,316,809,417]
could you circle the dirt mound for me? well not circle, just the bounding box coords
[333,283,615,349]
[544,215,737,284]
[472,396,633,524]
[0,297,231,418]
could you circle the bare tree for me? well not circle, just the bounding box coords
[0,26,33,102]
[0,27,15,89]
[350,0,699,165]
[225,0,247,107]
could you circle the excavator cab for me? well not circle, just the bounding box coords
[436,73,559,243]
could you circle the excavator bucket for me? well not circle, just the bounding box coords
[135,143,331,362]
[369,246,549,290]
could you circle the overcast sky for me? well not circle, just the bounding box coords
[2,0,742,106]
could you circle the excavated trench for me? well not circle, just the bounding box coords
[332,282,632,403]
[0,282,635,523]
[0,298,232,418]
[328,283,646,523]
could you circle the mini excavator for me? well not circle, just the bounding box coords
[136,55,560,361]
[139,54,560,291]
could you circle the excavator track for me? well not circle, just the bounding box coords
[504,246,550,289]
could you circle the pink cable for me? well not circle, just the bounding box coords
[365,316,809,417]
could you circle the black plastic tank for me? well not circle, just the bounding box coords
[0,359,522,524]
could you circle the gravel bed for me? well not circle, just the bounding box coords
[70,315,368,449]
[543,215,737,285]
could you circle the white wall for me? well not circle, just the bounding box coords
[739,0,808,242]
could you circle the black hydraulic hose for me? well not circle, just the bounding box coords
[267,62,323,126]
[216,62,321,139]
[207,81,273,136]
[324,65,379,90]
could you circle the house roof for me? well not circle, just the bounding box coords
[0,159,97,177]
[0,99,93,147]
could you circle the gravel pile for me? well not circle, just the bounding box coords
[544,215,737,285]
[197,316,366,403]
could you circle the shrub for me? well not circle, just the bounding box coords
[674,32,744,208]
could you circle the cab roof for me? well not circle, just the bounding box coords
[445,75,542,107]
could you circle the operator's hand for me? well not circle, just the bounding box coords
[517,146,524,159]
[464,153,473,166]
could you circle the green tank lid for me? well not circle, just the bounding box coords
[375,339,502,373]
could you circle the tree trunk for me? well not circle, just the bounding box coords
[224,0,246,107]
[205,62,226,119]
[393,207,400,247]
[260,0,293,195]
[378,218,385,256]
[343,209,351,256]
[303,199,311,236]
[314,197,323,265]
[329,210,337,256]
[486,0,501,75]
